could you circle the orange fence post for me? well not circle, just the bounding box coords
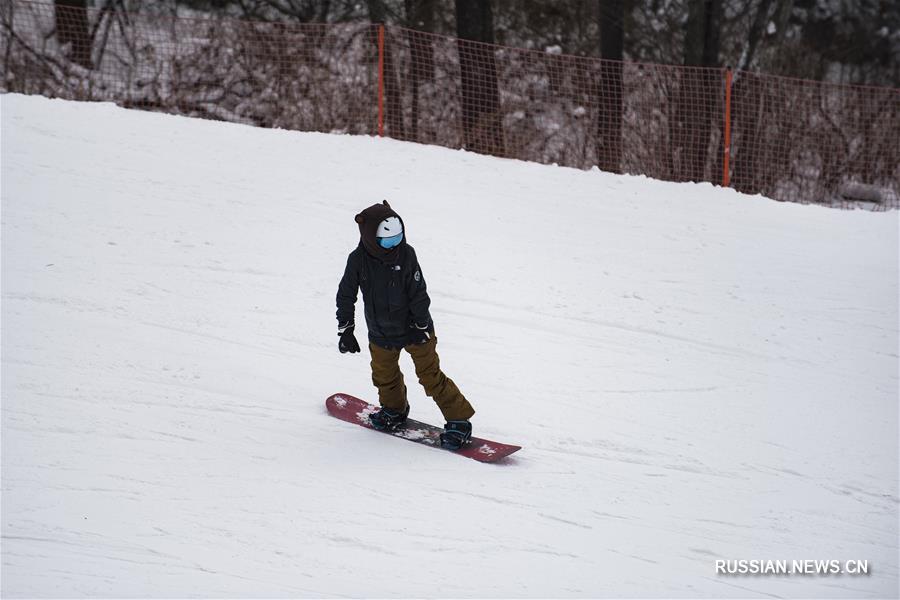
[377,24,385,137]
[722,66,732,187]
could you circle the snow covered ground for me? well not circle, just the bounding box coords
[1,93,897,598]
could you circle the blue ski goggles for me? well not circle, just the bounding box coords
[378,232,403,249]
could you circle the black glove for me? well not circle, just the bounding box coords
[409,322,432,345]
[338,321,360,354]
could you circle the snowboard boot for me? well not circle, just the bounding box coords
[440,420,472,450]
[369,403,409,431]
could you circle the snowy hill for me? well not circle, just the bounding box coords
[1,93,897,598]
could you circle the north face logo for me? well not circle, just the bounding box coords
[414,270,421,282]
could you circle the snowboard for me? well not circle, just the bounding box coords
[326,393,521,463]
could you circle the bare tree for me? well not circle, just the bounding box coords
[54,0,92,69]
[597,0,624,173]
[671,0,722,182]
[404,0,436,140]
[455,0,505,156]
[735,0,775,72]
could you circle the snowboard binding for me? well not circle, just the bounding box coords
[440,420,472,450]
[369,403,410,431]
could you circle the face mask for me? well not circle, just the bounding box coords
[378,232,403,249]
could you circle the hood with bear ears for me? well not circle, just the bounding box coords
[355,200,406,264]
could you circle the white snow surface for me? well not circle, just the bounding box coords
[2,94,898,598]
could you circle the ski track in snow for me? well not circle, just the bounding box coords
[1,94,898,598]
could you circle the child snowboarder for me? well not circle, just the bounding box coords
[336,200,475,450]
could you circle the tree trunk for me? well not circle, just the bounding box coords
[405,0,435,82]
[597,0,624,174]
[683,0,706,66]
[731,74,765,195]
[702,0,722,67]
[672,0,721,182]
[404,0,436,142]
[736,0,775,72]
[455,0,505,156]
[54,0,93,69]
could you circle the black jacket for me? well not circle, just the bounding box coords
[336,242,433,349]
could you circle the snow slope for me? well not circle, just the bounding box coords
[1,93,897,598]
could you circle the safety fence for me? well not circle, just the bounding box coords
[2,1,898,209]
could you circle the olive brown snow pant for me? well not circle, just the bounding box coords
[368,336,475,422]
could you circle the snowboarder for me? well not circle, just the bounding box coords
[336,200,475,450]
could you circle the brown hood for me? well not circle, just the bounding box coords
[355,200,405,264]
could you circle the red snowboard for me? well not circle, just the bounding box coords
[326,393,521,463]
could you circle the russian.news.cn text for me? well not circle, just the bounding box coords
[716,560,870,576]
